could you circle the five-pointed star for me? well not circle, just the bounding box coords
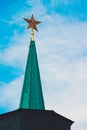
[23,15,41,31]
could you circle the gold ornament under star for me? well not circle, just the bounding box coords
[23,15,41,41]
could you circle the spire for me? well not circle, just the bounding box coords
[19,15,45,110]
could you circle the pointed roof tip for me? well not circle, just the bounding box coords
[31,14,34,17]
[30,39,35,43]
[20,36,45,110]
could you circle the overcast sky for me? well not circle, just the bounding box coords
[0,0,87,130]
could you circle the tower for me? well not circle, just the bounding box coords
[19,40,45,110]
[20,15,45,110]
[0,15,74,130]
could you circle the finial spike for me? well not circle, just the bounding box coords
[31,28,34,41]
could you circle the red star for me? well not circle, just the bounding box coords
[23,15,41,31]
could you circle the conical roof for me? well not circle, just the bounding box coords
[20,40,45,110]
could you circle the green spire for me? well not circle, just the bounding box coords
[20,40,45,110]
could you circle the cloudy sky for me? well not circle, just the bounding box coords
[0,0,87,130]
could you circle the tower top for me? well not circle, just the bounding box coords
[23,15,41,41]
[20,15,45,110]
[20,41,45,110]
